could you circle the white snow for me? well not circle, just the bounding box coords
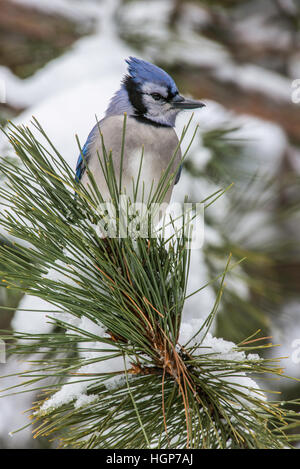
[235,14,291,49]
[39,318,264,413]
[179,319,264,402]
[12,0,100,22]
[39,316,131,413]
[11,295,58,336]
[270,301,300,383]
[215,64,293,102]
[74,393,98,409]
[0,358,39,448]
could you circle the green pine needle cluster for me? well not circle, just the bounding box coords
[0,118,299,449]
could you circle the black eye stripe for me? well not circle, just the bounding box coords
[152,93,163,101]
[144,92,167,101]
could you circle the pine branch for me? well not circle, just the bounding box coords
[0,118,299,449]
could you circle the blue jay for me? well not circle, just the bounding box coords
[76,57,205,205]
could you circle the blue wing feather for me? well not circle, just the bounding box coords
[174,164,182,185]
[75,155,83,182]
[75,124,98,182]
[75,141,89,182]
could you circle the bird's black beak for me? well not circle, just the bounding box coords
[172,94,205,110]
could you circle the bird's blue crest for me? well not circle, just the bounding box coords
[125,57,178,94]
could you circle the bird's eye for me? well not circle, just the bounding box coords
[151,93,163,101]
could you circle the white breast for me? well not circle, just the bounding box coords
[81,115,181,207]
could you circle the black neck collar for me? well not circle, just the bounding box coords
[133,115,172,128]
